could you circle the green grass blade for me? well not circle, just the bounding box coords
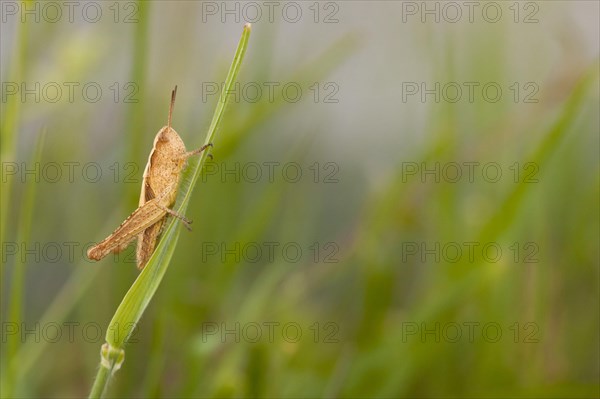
[0,0,30,245]
[88,23,251,398]
[126,0,149,192]
[478,63,598,241]
[3,129,46,398]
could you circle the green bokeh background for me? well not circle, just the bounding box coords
[1,1,598,398]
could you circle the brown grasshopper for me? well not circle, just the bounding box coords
[87,86,211,269]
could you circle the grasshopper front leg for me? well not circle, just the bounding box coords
[181,143,213,161]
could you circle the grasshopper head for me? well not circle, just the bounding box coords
[156,126,186,157]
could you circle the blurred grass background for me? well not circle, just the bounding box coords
[1,1,599,398]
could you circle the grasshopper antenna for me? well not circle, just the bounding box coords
[168,85,177,131]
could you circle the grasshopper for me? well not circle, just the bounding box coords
[87,86,211,269]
